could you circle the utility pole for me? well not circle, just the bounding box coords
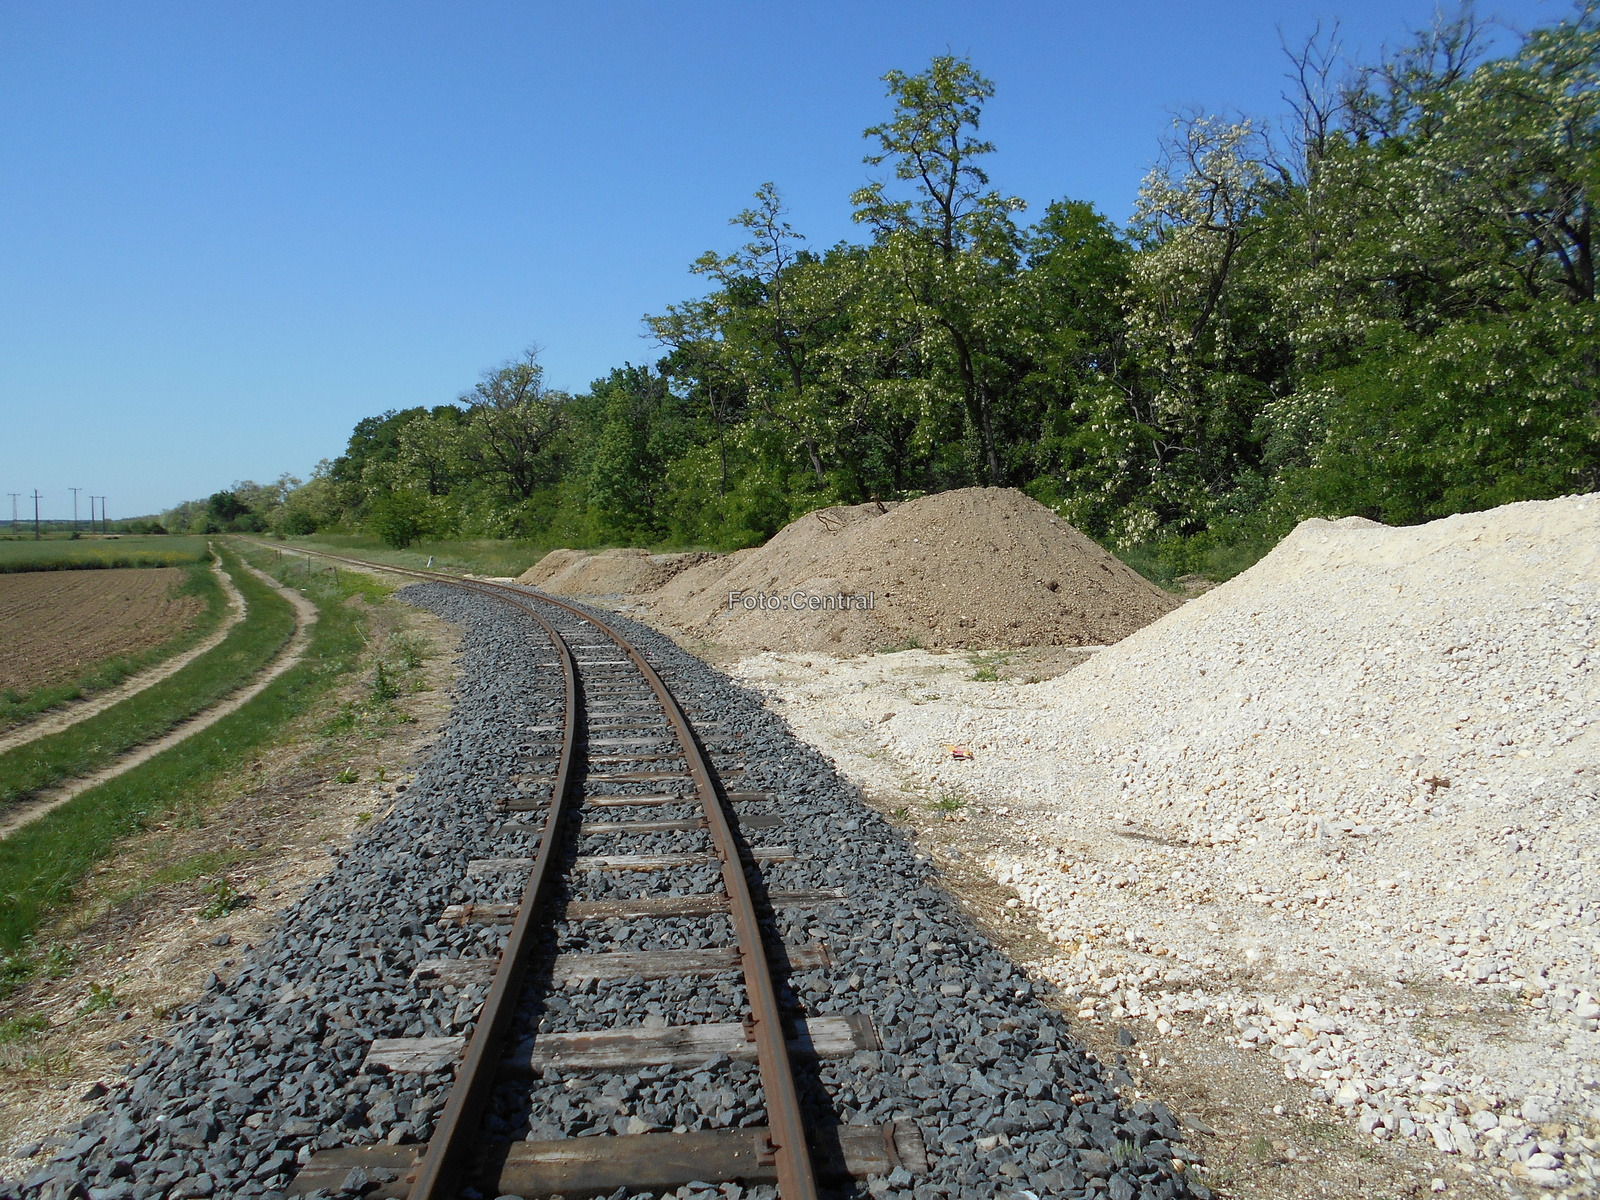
[102,497,109,533]
[32,490,42,540]
[7,493,18,532]
[69,487,82,534]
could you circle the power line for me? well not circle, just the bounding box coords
[68,486,82,533]
[6,493,18,533]
[32,490,42,541]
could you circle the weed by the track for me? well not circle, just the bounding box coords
[369,662,399,703]
[199,879,247,920]
[79,982,117,1015]
[0,1013,45,1044]
[933,794,966,815]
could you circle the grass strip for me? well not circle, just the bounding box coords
[0,548,388,955]
[0,547,294,811]
[0,556,233,730]
[0,535,209,572]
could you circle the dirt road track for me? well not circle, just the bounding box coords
[0,553,245,755]
[0,561,317,840]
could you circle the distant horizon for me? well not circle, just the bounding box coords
[1,0,1556,518]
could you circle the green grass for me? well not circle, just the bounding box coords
[0,535,208,573]
[0,542,390,955]
[875,635,923,654]
[0,556,232,730]
[279,532,555,578]
[967,650,1014,681]
[0,547,294,811]
[0,1012,46,1043]
[1114,529,1282,591]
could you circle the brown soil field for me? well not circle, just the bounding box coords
[0,582,462,1181]
[0,568,202,696]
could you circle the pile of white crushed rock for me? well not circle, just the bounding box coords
[730,494,1599,1193]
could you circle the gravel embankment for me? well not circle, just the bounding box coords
[3,583,1203,1200]
[732,495,1599,1194]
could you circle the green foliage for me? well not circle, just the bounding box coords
[187,8,1600,572]
[366,489,427,549]
[1282,304,1600,523]
[369,661,399,703]
[80,981,117,1013]
[199,878,246,920]
[0,1013,46,1043]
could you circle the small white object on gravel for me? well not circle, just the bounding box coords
[733,494,1600,1192]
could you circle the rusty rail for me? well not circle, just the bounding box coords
[240,542,818,1200]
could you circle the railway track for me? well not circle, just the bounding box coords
[15,544,1200,1200]
[260,553,923,1198]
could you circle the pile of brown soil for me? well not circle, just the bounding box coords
[516,549,589,587]
[518,548,719,598]
[647,488,1177,653]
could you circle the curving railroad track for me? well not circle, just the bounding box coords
[266,554,919,1198]
[11,544,1201,1200]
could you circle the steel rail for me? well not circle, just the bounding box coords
[404,587,579,1200]
[240,542,819,1200]
[513,594,821,1200]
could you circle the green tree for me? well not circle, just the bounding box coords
[461,351,565,503]
[851,56,1026,483]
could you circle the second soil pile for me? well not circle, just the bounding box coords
[521,487,1177,654]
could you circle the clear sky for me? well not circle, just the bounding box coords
[0,0,1563,519]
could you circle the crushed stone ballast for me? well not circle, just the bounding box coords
[4,556,1206,1200]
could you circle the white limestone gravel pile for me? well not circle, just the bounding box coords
[734,493,1599,1192]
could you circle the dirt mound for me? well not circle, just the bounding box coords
[647,488,1177,653]
[517,549,589,586]
[522,548,720,598]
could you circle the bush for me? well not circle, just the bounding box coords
[281,509,318,536]
[366,490,427,549]
[1283,304,1600,524]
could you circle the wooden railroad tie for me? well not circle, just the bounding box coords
[438,888,847,925]
[292,1123,928,1198]
[409,942,830,989]
[362,1012,877,1074]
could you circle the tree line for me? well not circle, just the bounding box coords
[169,6,1599,577]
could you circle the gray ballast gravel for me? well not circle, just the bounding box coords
[1,582,1201,1200]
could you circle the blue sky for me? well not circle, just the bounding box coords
[0,0,1563,518]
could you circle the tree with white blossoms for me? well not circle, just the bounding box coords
[851,56,1027,485]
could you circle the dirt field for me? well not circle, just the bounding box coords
[0,569,203,696]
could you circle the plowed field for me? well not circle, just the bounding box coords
[0,569,203,696]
